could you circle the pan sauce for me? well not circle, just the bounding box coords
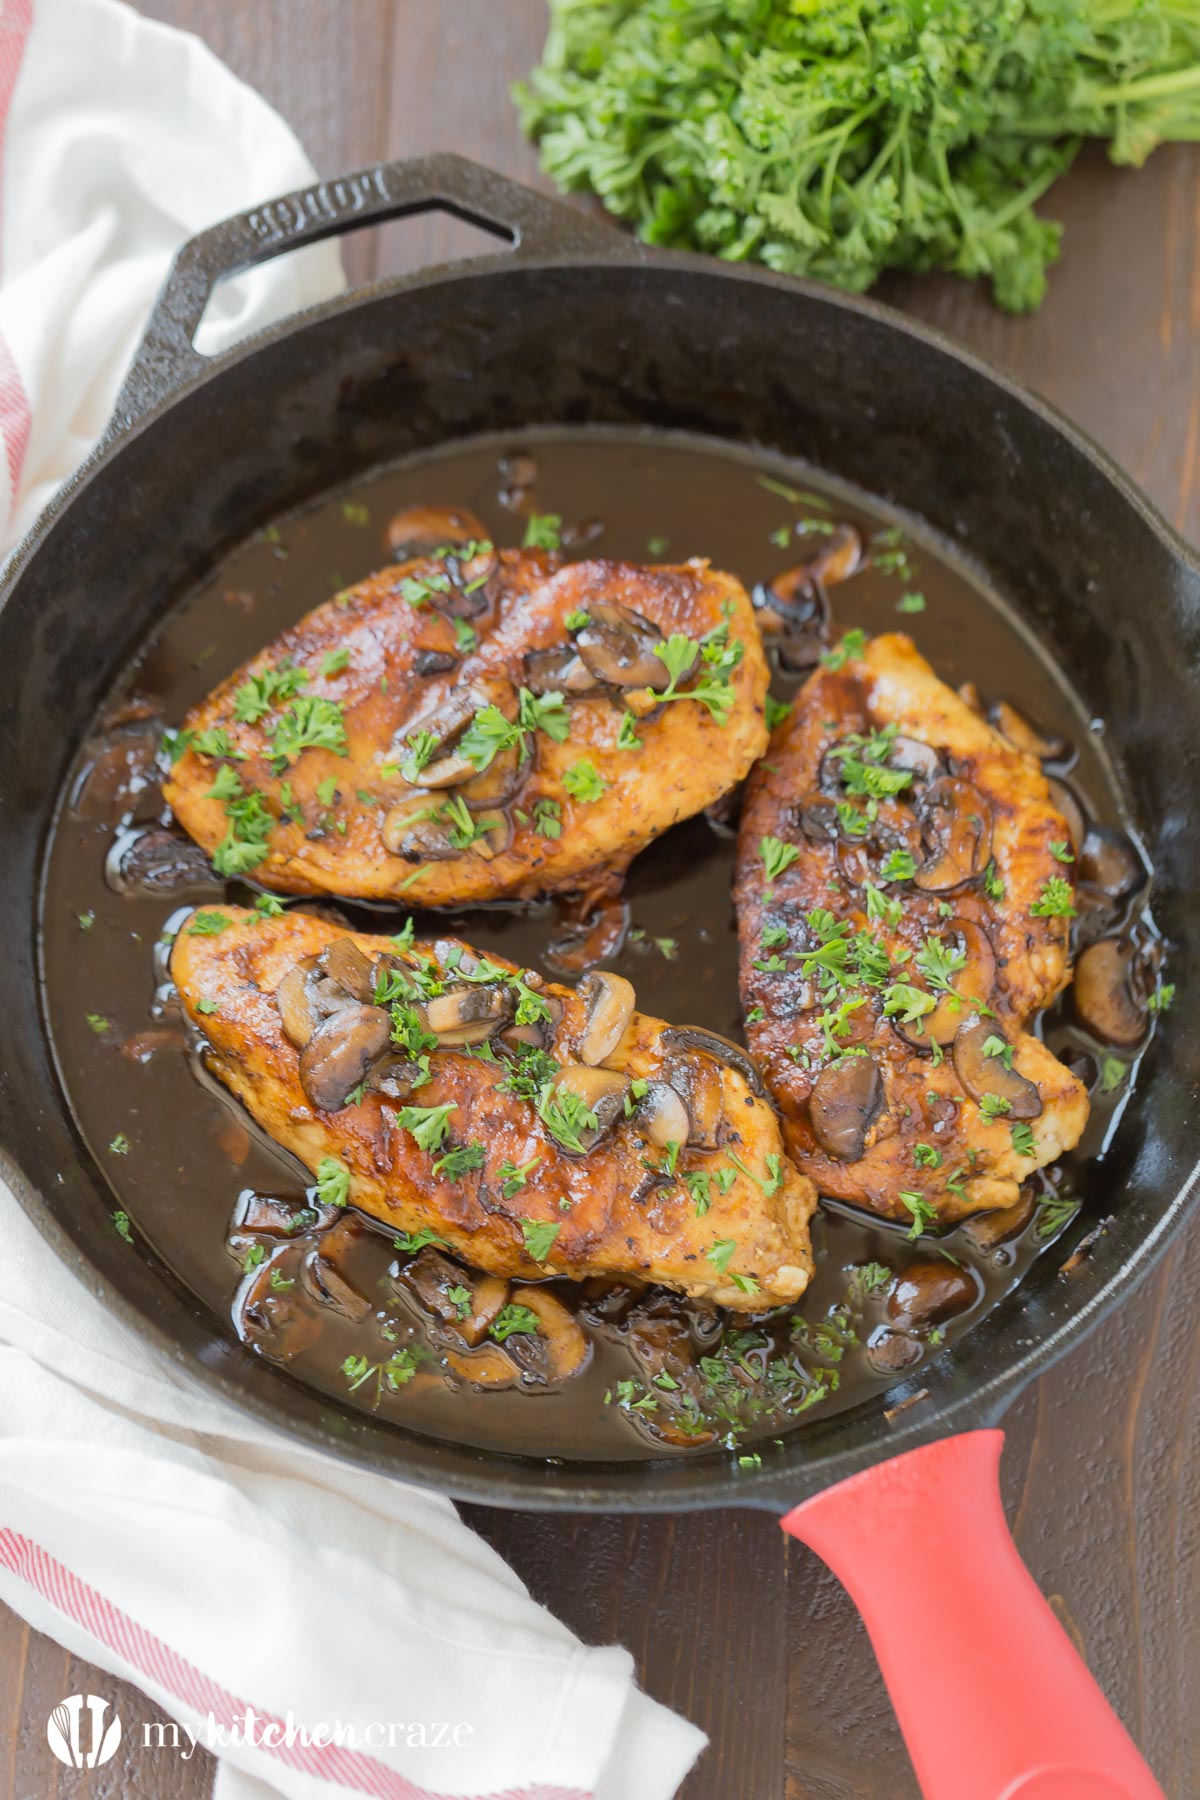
[41,429,1161,1462]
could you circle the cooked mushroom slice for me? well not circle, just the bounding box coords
[886,1259,980,1331]
[638,1080,691,1149]
[506,1288,590,1382]
[381,793,462,861]
[303,1242,373,1322]
[398,677,518,789]
[913,777,994,892]
[665,1054,724,1149]
[576,970,636,1065]
[444,1344,520,1389]
[952,1017,1042,1119]
[798,790,842,842]
[809,1056,884,1161]
[659,1026,770,1100]
[548,1064,629,1150]
[1046,778,1086,857]
[275,956,320,1048]
[466,812,513,861]
[106,825,215,896]
[867,1325,923,1374]
[960,1185,1037,1249]
[459,744,522,809]
[1078,827,1142,900]
[386,503,487,560]
[575,601,670,690]
[401,1248,508,1347]
[425,983,514,1046]
[455,1274,510,1348]
[298,1002,390,1111]
[232,1189,340,1238]
[892,919,997,1048]
[889,735,944,783]
[988,701,1067,764]
[545,892,630,975]
[322,937,375,1002]
[1073,937,1151,1047]
[523,646,600,696]
[497,451,537,512]
[414,648,459,678]
[364,1052,425,1100]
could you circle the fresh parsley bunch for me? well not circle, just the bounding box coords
[517,0,1200,310]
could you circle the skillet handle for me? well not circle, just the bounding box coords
[112,153,620,427]
[782,1430,1164,1800]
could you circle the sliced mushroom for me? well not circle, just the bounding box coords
[507,1287,589,1382]
[303,1243,373,1322]
[364,1052,425,1100]
[892,919,997,1049]
[444,1344,520,1389]
[809,1056,884,1161]
[659,1026,769,1100]
[665,1055,725,1149]
[459,744,522,810]
[1072,938,1150,1047]
[638,1080,691,1149]
[322,938,375,1002]
[298,1003,391,1112]
[1046,778,1086,857]
[523,646,599,696]
[381,794,462,861]
[425,983,514,1046]
[275,956,321,1048]
[576,602,670,690]
[989,700,1067,763]
[545,892,630,975]
[402,1248,506,1345]
[387,503,487,560]
[1078,827,1142,900]
[889,736,944,783]
[397,677,518,789]
[576,970,636,1065]
[414,648,458,678]
[960,1185,1037,1249]
[456,1274,510,1348]
[106,825,215,896]
[466,812,513,860]
[952,1017,1042,1119]
[798,790,842,842]
[548,1064,629,1150]
[913,777,994,892]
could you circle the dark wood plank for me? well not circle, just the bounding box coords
[3,7,1196,1799]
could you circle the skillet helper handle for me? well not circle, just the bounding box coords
[782,1430,1164,1800]
[113,152,619,427]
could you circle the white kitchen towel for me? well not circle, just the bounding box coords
[0,3,707,1797]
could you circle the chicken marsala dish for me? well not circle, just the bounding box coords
[173,909,817,1311]
[164,512,768,907]
[735,631,1091,1228]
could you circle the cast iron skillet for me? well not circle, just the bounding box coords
[2,156,1196,1796]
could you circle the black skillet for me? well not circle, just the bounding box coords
[2,156,1196,1797]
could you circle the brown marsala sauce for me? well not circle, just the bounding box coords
[41,428,1164,1464]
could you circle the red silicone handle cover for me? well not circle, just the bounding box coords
[782,1430,1164,1800]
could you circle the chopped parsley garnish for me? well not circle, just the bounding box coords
[760,835,801,885]
[254,894,285,919]
[400,727,440,781]
[561,758,608,803]
[564,608,590,630]
[537,1084,597,1154]
[896,591,926,614]
[883,982,933,1026]
[78,910,95,931]
[86,1013,109,1035]
[191,727,244,760]
[433,1141,486,1181]
[453,616,478,653]
[1030,875,1076,918]
[684,1169,713,1215]
[820,628,867,671]
[879,847,917,883]
[315,1156,351,1207]
[1149,981,1175,1014]
[490,1302,541,1342]
[1049,839,1074,863]
[399,571,452,607]
[267,695,347,768]
[457,705,523,771]
[1099,1055,1128,1094]
[195,997,220,1016]
[393,1225,452,1254]
[521,1218,562,1263]
[616,711,640,750]
[393,1101,457,1153]
[983,860,1006,901]
[232,659,308,725]
[522,511,562,551]
[498,1155,541,1198]
[243,1244,266,1272]
[764,695,792,731]
[108,1132,130,1156]
[531,796,563,838]
[111,1210,133,1243]
[914,935,966,993]
[517,686,571,742]
[978,1093,1012,1121]
[898,1191,937,1239]
[982,1033,1014,1069]
[1010,1122,1037,1156]
[707,1238,737,1274]
[497,1044,560,1103]
[913,1142,943,1169]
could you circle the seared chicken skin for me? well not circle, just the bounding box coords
[735,632,1089,1226]
[164,534,768,906]
[173,910,816,1310]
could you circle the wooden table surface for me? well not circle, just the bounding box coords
[5,7,1199,1798]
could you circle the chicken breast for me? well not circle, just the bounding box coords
[164,541,769,906]
[173,909,816,1309]
[735,631,1089,1226]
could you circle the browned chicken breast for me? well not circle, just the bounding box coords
[163,536,768,906]
[735,631,1090,1227]
[173,909,816,1310]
